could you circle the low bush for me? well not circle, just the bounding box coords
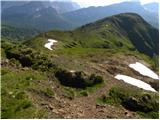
[97,87,159,118]
[55,69,103,88]
[3,43,57,72]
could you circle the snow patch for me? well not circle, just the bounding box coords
[115,74,156,92]
[44,39,58,50]
[129,62,159,80]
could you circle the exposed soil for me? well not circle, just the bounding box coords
[2,53,158,118]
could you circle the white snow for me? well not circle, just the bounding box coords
[44,39,58,50]
[115,74,156,92]
[129,62,159,80]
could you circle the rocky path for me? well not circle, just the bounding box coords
[47,62,140,118]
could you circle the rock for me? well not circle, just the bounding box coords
[106,115,113,118]
[52,109,59,114]
[48,104,54,110]
[98,109,105,113]
[58,109,66,114]
[124,111,131,117]
[64,115,71,119]
[149,81,159,91]
[40,103,47,106]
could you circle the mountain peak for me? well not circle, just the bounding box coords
[79,13,158,57]
[80,13,147,30]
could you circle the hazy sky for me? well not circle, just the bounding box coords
[70,0,159,7]
[2,0,159,7]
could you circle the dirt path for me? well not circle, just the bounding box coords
[27,58,143,119]
[48,62,140,118]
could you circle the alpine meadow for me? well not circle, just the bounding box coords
[1,0,159,119]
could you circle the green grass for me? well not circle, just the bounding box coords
[42,88,55,98]
[1,67,48,118]
[62,80,105,98]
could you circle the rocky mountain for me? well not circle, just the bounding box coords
[63,2,159,29]
[1,1,80,13]
[50,1,80,13]
[1,1,30,10]
[2,1,159,32]
[1,1,76,31]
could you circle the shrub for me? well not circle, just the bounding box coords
[109,87,129,103]
[99,87,159,118]
[89,74,103,85]
[55,69,104,89]
[4,43,57,71]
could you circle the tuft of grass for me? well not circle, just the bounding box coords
[79,91,88,97]
[42,88,55,98]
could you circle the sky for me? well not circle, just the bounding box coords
[2,0,159,7]
[70,0,159,7]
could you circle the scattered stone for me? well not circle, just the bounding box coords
[124,111,131,117]
[48,104,54,110]
[58,109,66,114]
[52,109,59,114]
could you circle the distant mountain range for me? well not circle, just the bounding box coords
[1,1,80,13]
[143,2,159,13]
[2,1,79,31]
[63,2,159,29]
[1,1,159,31]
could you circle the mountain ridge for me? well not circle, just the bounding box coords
[25,13,158,57]
[63,2,159,29]
[1,1,159,31]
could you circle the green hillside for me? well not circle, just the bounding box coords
[26,13,158,57]
[1,13,159,119]
[1,24,40,41]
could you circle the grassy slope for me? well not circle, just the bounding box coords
[1,13,159,118]
[26,13,158,58]
[1,24,40,41]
